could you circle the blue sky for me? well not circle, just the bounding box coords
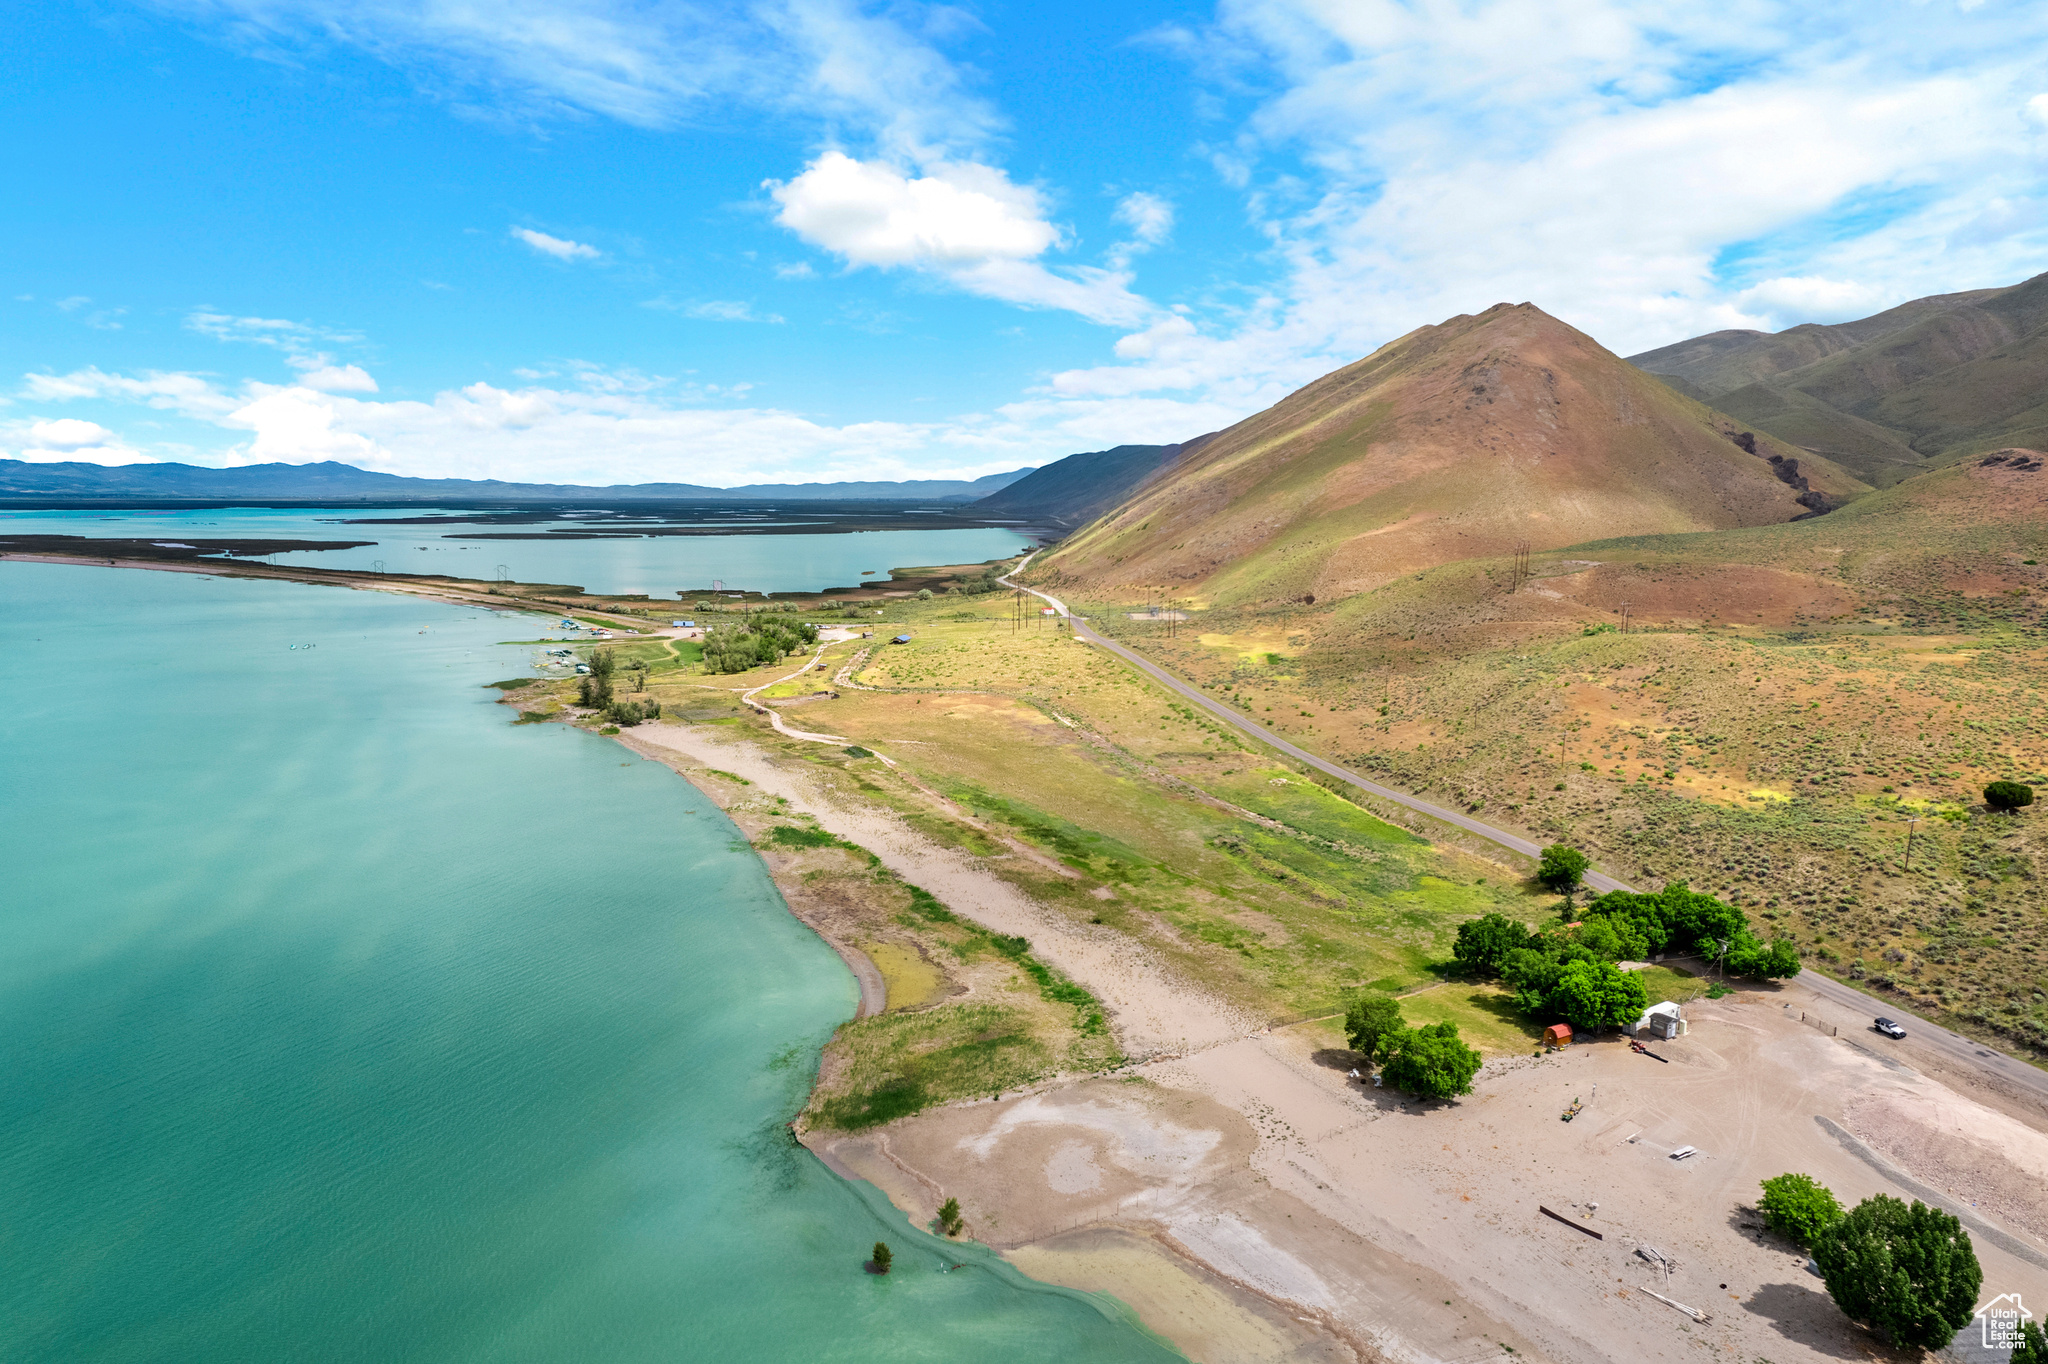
[6,0,2047,485]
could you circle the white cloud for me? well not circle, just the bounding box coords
[19,361,1233,485]
[25,366,243,420]
[770,151,1155,325]
[186,310,314,344]
[28,418,116,450]
[642,298,785,323]
[293,363,381,393]
[511,226,601,260]
[1734,276,1888,323]
[1044,0,2048,411]
[1112,191,1174,246]
[46,294,125,329]
[773,151,1058,267]
[154,0,1002,159]
[774,261,817,279]
[4,416,142,465]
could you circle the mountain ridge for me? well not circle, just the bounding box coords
[0,458,1035,503]
[970,436,1217,526]
[1629,271,2048,485]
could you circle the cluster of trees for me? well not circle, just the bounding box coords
[949,568,1009,597]
[575,648,616,708]
[604,698,661,727]
[702,614,820,674]
[1451,876,1799,1032]
[1343,992,1483,1100]
[1755,1173,2021,1354]
[574,649,662,725]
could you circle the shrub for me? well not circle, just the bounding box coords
[916,588,934,600]
[1343,992,1405,1063]
[1813,1194,1980,1350]
[1537,844,1589,894]
[1985,780,2035,812]
[1379,1022,1482,1100]
[769,824,842,849]
[937,1197,963,1236]
[845,745,873,758]
[1758,1173,1843,1247]
[870,1241,892,1274]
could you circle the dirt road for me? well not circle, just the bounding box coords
[1002,557,1629,892]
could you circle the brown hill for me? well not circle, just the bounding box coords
[1036,302,1865,608]
[1630,272,2048,485]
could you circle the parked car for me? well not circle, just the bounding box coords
[1873,1018,1906,1039]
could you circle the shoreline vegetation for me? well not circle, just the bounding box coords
[23,544,2048,1363]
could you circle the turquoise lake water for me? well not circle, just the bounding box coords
[0,506,1035,597]
[0,562,1179,1363]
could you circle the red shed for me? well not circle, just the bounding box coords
[1543,1023,1573,1048]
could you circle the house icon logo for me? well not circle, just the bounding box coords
[1974,1292,2032,1350]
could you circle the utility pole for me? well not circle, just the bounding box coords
[1620,601,1632,635]
[1511,540,1530,594]
[1903,817,1922,871]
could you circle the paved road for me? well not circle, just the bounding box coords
[999,557,1630,892]
[1794,967,2048,1103]
[1002,556,2048,1101]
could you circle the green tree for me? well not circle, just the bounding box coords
[1985,780,2035,812]
[1550,959,1648,1032]
[1538,844,1589,895]
[1757,1173,1843,1248]
[871,1241,893,1274]
[2013,1320,2048,1364]
[1813,1195,1980,1350]
[916,588,934,600]
[1727,934,1802,980]
[1379,1022,1482,1100]
[1344,992,1406,1064]
[1573,915,1648,962]
[937,1197,963,1236]
[1452,913,1533,978]
[575,652,614,708]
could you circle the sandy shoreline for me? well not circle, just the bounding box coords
[612,713,2048,1364]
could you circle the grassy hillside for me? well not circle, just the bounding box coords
[1066,452,2048,1059]
[1036,302,1861,611]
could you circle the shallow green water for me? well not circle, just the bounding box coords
[0,505,1034,597]
[0,563,1178,1363]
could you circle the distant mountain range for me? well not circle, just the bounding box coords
[1038,301,1858,608]
[1628,270,2048,487]
[0,459,1034,503]
[971,437,1217,526]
